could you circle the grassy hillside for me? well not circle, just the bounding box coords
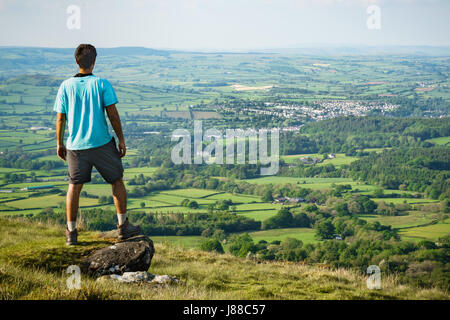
[0,217,448,300]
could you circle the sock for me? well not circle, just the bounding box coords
[67,221,76,232]
[117,213,127,226]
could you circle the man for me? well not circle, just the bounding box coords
[54,44,142,245]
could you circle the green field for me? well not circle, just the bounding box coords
[242,176,377,192]
[246,228,318,245]
[242,176,353,185]
[238,210,279,221]
[159,188,220,199]
[371,198,439,205]
[234,202,281,211]
[123,167,158,177]
[426,136,450,146]
[281,153,322,164]
[399,220,450,242]
[281,153,358,167]
[205,192,261,204]
[359,211,435,229]
[361,148,391,153]
[318,153,358,167]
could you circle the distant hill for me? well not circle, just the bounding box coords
[0,46,172,56]
[260,46,450,56]
[0,46,172,75]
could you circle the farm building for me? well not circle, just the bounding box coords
[300,157,321,164]
[21,185,54,191]
[273,197,305,204]
[30,126,52,131]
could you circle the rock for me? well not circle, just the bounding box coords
[96,271,181,285]
[83,235,155,277]
[152,274,181,284]
[110,271,155,283]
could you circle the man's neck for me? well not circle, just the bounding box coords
[75,68,93,78]
[74,72,93,78]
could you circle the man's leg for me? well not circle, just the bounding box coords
[92,139,141,239]
[112,178,127,225]
[66,183,83,229]
[111,178,142,239]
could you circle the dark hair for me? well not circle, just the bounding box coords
[74,44,97,69]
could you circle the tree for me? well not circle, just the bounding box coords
[335,202,350,216]
[213,229,226,241]
[262,207,293,229]
[373,188,385,198]
[315,220,335,240]
[98,195,113,204]
[229,233,255,257]
[280,237,303,251]
[140,202,145,209]
[201,227,213,237]
[277,238,306,261]
[304,204,318,212]
[188,200,199,209]
[200,239,224,253]
[262,189,274,202]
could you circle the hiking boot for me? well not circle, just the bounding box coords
[117,218,142,240]
[66,228,78,246]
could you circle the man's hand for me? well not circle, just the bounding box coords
[56,112,66,160]
[118,141,126,158]
[106,104,127,158]
[57,144,67,161]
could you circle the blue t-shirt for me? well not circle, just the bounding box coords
[53,75,118,150]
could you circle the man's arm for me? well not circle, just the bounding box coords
[56,112,67,161]
[105,104,126,158]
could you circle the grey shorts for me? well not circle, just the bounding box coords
[67,138,124,184]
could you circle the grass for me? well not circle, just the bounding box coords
[238,210,279,221]
[371,198,439,205]
[0,217,448,300]
[426,136,450,146]
[318,154,358,167]
[160,188,219,199]
[205,192,261,203]
[399,219,450,242]
[242,177,353,186]
[2,180,67,189]
[362,148,391,153]
[281,153,358,167]
[123,167,158,178]
[6,194,98,209]
[246,228,318,245]
[359,211,436,229]
[242,176,379,193]
[234,202,281,211]
[281,153,322,164]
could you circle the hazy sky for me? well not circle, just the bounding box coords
[0,0,449,50]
